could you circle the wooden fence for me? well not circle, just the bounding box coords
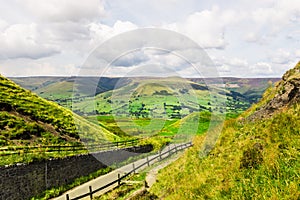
[65,142,193,200]
[0,139,139,156]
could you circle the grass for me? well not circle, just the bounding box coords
[150,105,300,199]
[149,67,300,199]
[0,146,88,166]
[0,75,77,145]
[70,78,250,118]
[31,167,112,200]
[35,81,74,100]
[93,173,146,200]
[0,75,121,165]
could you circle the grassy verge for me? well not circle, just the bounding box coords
[0,148,88,166]
[93,173,147,200]
[31,167,112,200]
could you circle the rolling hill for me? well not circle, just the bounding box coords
[189,77,280,103]
[150,62,300,199]
[11,76,279,113]
[71,77,251,118]
[10,76,131,101]
[0,75,119,147]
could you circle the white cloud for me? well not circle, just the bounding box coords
[287,30,300,41]
[1,58,79,76]
[270,49,292,64]
[243,0,300,44]
[212,57,250,77]
[0,0,299,77]
[0,23,60,59]
[295,50,300,57]
[88,20,138,47]
[166,6,238,49]
[113,50,149,67]
[250,62,273,76]
[0,19,8,31]
[244,32,269,45]
[18,0,106,23]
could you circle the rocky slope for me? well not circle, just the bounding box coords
[248,61,300,120]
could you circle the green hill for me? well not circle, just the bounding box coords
[0,75,118,147]
[71,77,250,118]
[150,62,300,199]
[11,76,130,102]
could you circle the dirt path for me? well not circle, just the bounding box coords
[145,153,181,188]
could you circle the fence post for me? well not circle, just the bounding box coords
[159,151,162,160]
[66,194,69,200]
[118,173,121,185]
[133,163,135,173]
[147,156,150,166]
[89,186,93,200]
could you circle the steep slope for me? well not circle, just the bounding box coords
[0,75,118,146]
[150,62,300,199]
[245,62,300,120]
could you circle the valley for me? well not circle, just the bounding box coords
[11,76,278,141]
[1,72,289,200]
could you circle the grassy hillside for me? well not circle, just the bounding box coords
[150,63,300,199]
[71,77,250,119]
[0,75,118,147]
[13,76,271,117]
[11,76,130,102]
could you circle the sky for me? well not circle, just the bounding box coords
[0,0,300,77]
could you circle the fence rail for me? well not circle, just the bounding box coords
[65,141,193,200]
[0,139,139,156]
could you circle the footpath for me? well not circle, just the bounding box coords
[52,142,191,200]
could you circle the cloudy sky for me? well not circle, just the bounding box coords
[0,0,300,77]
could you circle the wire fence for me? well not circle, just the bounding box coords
[65,141,193,200]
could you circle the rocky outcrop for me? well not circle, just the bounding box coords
[249,62,300,120]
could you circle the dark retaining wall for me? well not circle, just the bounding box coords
[0,145,152,200]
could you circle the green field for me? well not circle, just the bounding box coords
[71,78,250,120]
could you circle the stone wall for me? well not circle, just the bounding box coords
[0,145,152,200]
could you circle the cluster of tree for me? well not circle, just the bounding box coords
[153,90,173,96]
[129,102,150,118]
[164,103,181,119]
